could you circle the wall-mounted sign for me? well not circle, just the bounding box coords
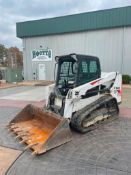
[32,49,52,62]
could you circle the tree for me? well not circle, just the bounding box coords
[5,47,23,68]
[0,44,23,68]
[0,44,8,65]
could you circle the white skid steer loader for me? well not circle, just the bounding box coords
[8,54,122,155]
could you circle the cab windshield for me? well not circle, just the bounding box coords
[57,60,77,87]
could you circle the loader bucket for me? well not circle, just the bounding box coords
[8,104,72,155]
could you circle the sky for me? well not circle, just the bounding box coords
[0,0,131,50]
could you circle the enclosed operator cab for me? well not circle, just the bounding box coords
[55,54,101,96]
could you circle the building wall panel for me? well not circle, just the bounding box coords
[123,27,131,75]
[23,27,131,80]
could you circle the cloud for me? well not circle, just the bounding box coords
[0,0,131,49]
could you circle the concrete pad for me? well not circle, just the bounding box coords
[0,87,48,101]
[0,99,45,108]
[0,86,35,98]
[0,146,22,175]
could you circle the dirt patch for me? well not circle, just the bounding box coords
[122,84,131,89]
[0,80,54,89]
[0,146,22,175]
[0,83,18,89]
[18,80,54,86]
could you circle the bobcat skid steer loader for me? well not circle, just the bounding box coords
[8,54,122,155]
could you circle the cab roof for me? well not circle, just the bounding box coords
[55,53,99,62]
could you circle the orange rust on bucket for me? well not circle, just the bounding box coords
[8,104,72,155]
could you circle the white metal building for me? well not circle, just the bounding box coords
[16,6,131,81]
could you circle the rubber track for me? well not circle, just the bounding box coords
[70,95,119,133]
